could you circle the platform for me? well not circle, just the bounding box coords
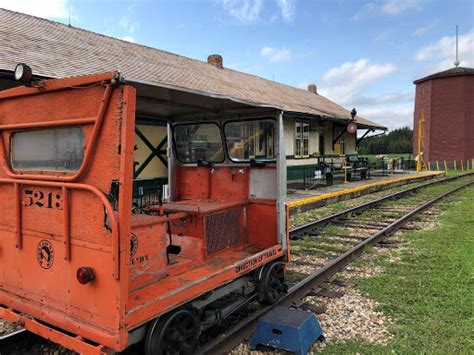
[287,171,444,214]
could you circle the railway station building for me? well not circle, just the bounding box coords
[0,8,386,187]
[413,66,474,164]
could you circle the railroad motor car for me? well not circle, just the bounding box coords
[0,69,290,354]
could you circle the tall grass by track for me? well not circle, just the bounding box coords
[321,185,474,353]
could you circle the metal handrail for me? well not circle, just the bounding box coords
[0,83,113,182]
[0,178,120,279]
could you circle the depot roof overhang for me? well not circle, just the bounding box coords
[0,70,386,130]
[282,111,387,131]
[129,78,387,131]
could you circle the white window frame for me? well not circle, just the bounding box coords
[294,119,310,158]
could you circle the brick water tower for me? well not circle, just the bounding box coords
[413,66,474,164]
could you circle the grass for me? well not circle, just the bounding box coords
[445,169,474,177]
[321,185,474,353]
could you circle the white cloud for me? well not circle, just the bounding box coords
[412,23,436,37]
[120,36,136,43]
[353,0,423,21]
[320,58,396,103]
[220,0,296,23]
[414,29,474,72]
[277,0,295,22]
[381,0,423,15]
[306,58,411,131]
[356,92,414,106]
[357,105,414,130]
[119,15,139,34]
[221,0,263,23]
[260,46,293,63]
[0,0,70,19]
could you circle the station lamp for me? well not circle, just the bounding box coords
[351,108,357,120]
[347,108,358,134]
[14,63,33,85]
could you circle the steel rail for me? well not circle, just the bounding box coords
[0,328,40,354]
[0,327,26,340]
[199,177,474,354]
[290,172,474,238]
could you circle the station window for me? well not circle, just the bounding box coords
[11,127,85,172]
[224,119,275,162]
[294,119,309,158]
[173,123,224,163]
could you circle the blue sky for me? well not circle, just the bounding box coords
[1,0,473,130]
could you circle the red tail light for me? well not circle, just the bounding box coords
[76,267,95,285]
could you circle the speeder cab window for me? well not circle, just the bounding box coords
[174,123,224,163]
[225,120,275,162]
[11,127,85,172]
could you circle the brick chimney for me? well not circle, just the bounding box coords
[308,84,317,94]
[207,54,223,69]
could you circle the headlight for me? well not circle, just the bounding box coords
[14,63,33,84]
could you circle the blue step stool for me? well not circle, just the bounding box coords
[249,306,324,355]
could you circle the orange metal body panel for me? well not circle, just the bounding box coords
[125,164,283,329]
[0,74,128,350]
[248,200,278,248]
[125,245,284,329]
[0,73,288,354]
[175,166,250,201]
[0,76,115,182]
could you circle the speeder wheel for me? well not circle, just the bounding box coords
[144,309,200,355]
[259,261,287,304]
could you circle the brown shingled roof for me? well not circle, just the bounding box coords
[413,66,474,84]
[0,8,385,129]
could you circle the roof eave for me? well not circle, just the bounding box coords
[283,111,387,130]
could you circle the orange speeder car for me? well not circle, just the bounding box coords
[0,70,289,354]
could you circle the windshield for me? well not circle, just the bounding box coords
[224,119,275,162]
[11,127,85,172]
[173,123,224,163]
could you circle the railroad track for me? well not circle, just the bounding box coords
[0,329,53,355]
[290,172,473,238]
[2,173,473,354]
[199,173,474,354]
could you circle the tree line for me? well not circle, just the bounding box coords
[358,126,413,154]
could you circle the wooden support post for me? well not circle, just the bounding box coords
[454,160,457,170]
[436,161,440,171]
[444,160,448,174]
[344,160,348,184]
[461,160,464,172]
